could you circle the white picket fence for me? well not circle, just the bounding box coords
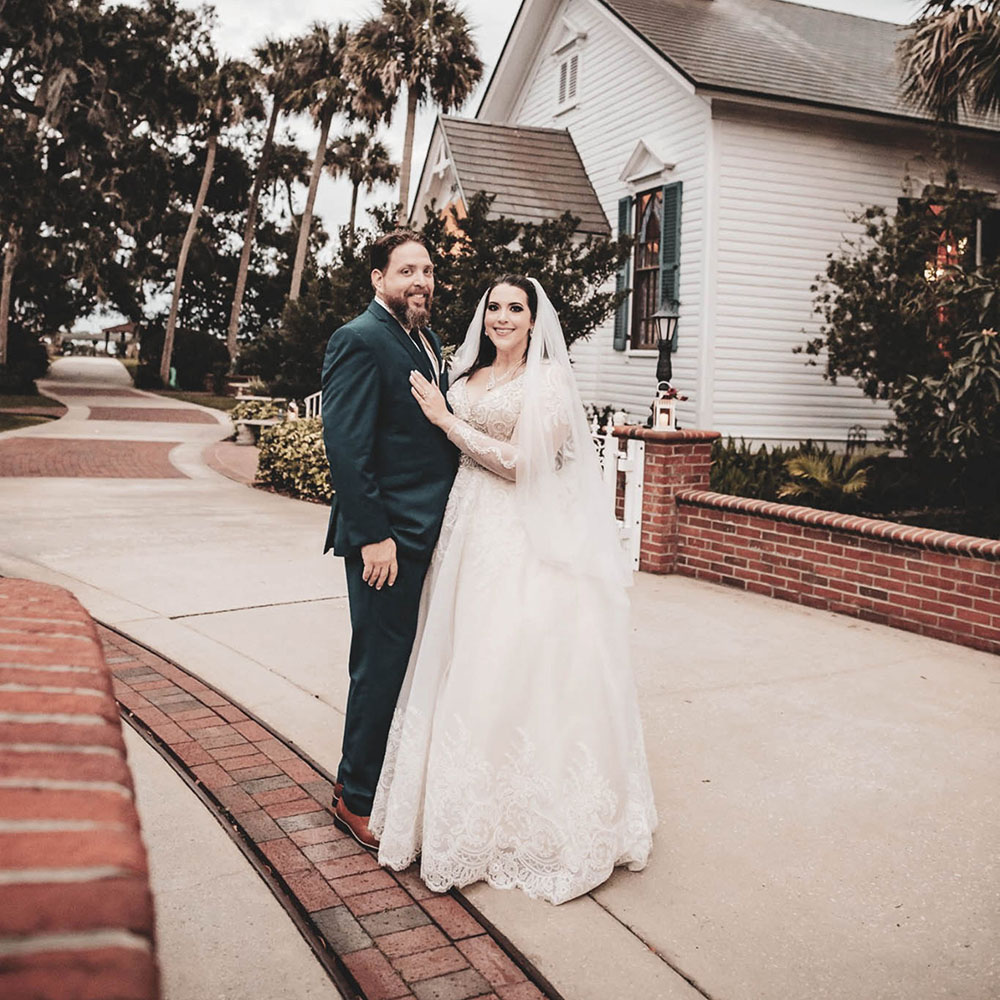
[592,430,645,571]
[304,390,321,419]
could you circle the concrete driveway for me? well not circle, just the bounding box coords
[1,357,997,1000]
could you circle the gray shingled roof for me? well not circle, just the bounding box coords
[602,0,1000,131]
[440,117,611,235]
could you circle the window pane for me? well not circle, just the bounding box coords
[631,188,663,349]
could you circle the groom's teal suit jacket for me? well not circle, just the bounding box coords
[321,300,457,557]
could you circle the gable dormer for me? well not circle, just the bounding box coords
[619,140,676,189]
[551,16,587,55]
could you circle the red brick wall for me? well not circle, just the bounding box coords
[675,490,1000,656]
[613,428,720,573]
[0,579,159,1000]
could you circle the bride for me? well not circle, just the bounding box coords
[370,275,657,905]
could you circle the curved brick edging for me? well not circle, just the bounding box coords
[0,580,158,1000]
[101,625,555,1000]
[673,490,1000,655]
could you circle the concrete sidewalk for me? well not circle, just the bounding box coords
[1,357,997,1000]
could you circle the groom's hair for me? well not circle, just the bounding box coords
[370,230,429,272]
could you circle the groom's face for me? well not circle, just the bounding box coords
[373,241,434,330]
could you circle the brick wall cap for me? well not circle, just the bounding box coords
[612,427,721,443]
[676,489,1000,560]
[0,579,158,1000]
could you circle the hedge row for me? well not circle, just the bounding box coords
[256,418,332,503]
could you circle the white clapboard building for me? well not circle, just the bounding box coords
[411,0,1000,443]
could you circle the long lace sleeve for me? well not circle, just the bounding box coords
[446,365,572,481]
[446,419,520,480]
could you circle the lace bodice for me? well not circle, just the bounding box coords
[449,374,523,437]
[445,375,525,479]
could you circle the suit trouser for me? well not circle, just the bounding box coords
[339,549,431,816]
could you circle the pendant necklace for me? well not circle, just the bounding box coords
[487,359,525,391]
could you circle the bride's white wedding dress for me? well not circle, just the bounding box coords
[370,370,657,905]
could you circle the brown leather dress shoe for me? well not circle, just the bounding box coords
[333,798,379,853]
[331,781,344,809]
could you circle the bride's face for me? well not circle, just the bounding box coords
[485,284,533,360]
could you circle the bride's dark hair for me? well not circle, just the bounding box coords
[460,274,538,380]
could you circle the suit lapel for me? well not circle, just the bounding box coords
[367,300,434,380]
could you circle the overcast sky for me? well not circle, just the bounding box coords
[179,0,923,239]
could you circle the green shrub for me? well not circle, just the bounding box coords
[710,438,794,500]
[231,399,284,422]
[778,449,879,511]
[890,327,1000,465]
[256,417,332,503]
[712,438,881,513]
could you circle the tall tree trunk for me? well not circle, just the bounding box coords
[0,225,19,370]
[289,105,333,302]
[348,182,360,253]
[397,85,419,225]
[160,134,218,385]
[226,100,281,364]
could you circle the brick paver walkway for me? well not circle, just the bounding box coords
[0,439,187,478]
[44,387,143,397]
[103,626,552,1000]
[86,406,219,424]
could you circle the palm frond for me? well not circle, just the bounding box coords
[899,3,1000,122]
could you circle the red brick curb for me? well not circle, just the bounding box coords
[101,625,557,1000]
[202,440,260,486]
[0,580,159,1000]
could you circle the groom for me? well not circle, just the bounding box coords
[321,230,457,850]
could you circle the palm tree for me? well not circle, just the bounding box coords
[286,22,352,302]
[160,59,255,385]
[351,0,483,224]
[900,0,1000,123]
[225,38,294,365]
[325,131,399,251]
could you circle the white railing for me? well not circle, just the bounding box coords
[592,428,645,571]
[304,390,321,419]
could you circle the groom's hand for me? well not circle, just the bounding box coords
[361,537,397,590]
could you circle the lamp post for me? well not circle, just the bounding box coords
[652,302,679,384]
[651,303,680,429]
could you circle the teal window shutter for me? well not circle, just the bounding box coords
[613,196,632,351]
[659,181,682,348]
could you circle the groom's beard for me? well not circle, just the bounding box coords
[384,288,432,330]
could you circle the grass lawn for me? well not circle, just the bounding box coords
[149,390,239,411]
[0,413,52,433]
[0,393,64,409]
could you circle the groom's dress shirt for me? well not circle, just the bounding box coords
[375,295,440,384]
